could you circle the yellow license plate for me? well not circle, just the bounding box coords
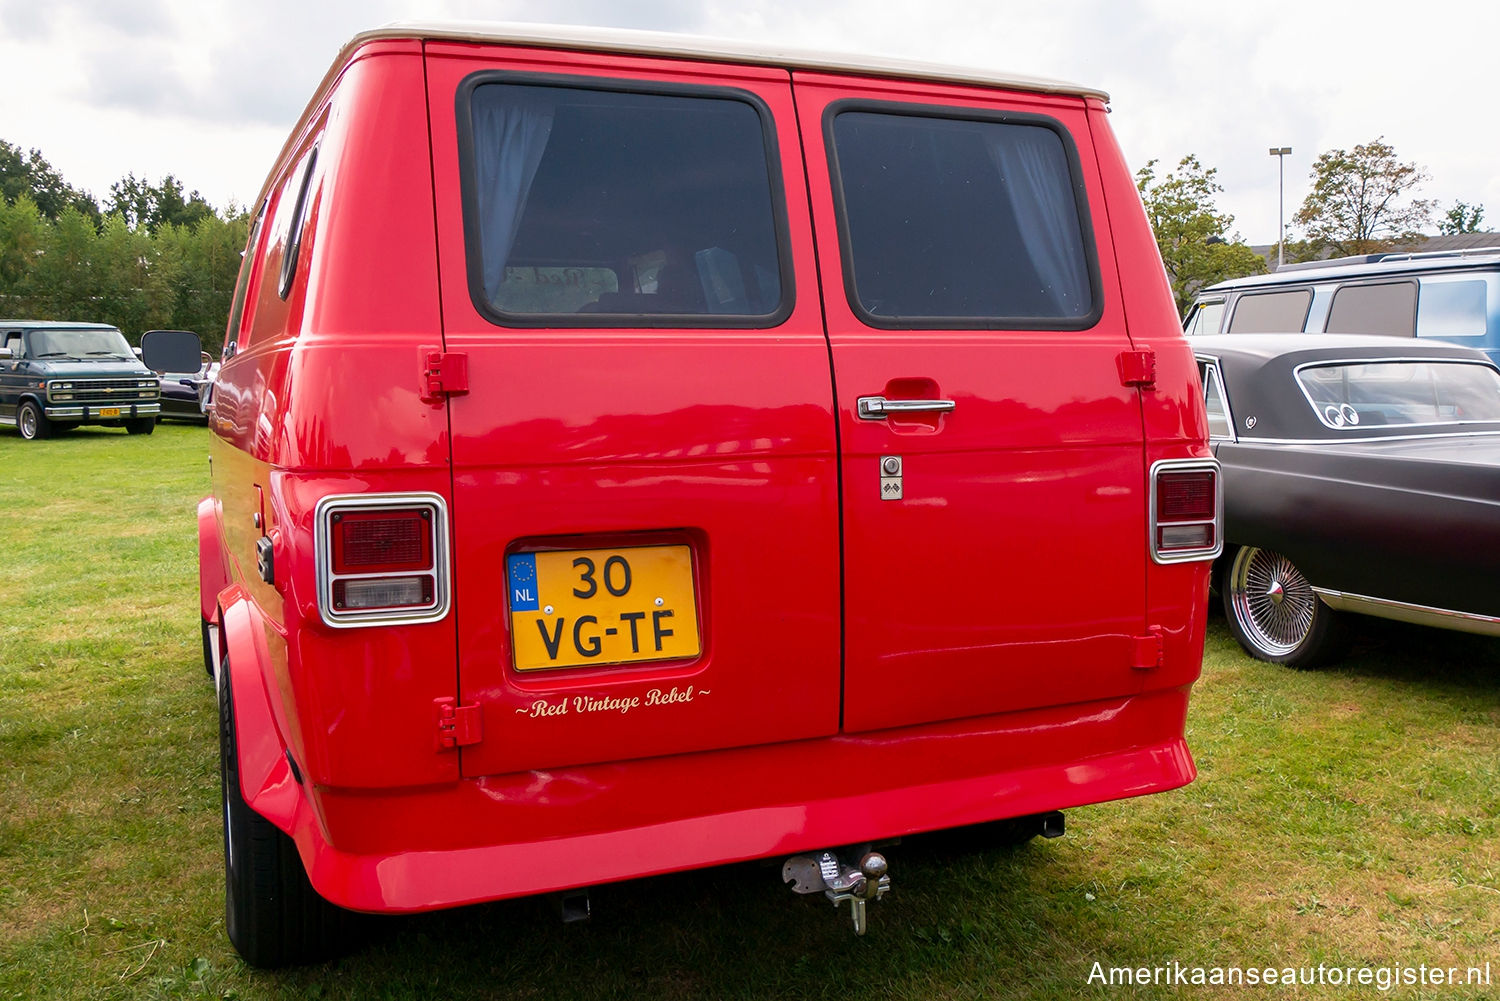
[99,407,121,417]
[506,545,701,671]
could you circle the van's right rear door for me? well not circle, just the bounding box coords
[792,74,1153,733]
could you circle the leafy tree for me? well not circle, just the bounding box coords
[0,194,46,309]
[1439,200,1486,235]
[107,173,216,233]
[1292,138,1434,256]
[27,206,99,321]
[1136,155,1267,312]
[0,140,100,224]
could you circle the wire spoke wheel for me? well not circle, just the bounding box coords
[1227,547,1319,657]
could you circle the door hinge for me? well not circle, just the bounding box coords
[421,350,469,401]
[435,697,482,749]
[1117,349,1156,389]
[1130,627,1164,670]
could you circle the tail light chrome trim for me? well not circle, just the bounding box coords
[314,492,451,628]
[1148,458,1223,565]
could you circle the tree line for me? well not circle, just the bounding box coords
[1137,137,1488,312]
[0,141,248,356]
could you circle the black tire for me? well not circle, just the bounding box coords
[219,662,354,967]
[125,417,156,435]
[17,400,50,440]
[1221,545,1348,668]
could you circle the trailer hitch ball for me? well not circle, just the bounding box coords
[782,848,892,936]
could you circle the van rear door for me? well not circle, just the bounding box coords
[793,75,1151,732]
[423,46,840,775]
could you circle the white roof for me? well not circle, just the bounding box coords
[260,21,1107,206]
[358,21,1108,101]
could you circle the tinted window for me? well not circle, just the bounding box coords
[829,110,1095,325]
[1417,277,1490,338]
[1326,281,1416,337]
[1299,360,1500,428]
[465,83,786,323]
[1227,289,1312,332]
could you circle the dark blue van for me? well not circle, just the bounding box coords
[1,321,161,439]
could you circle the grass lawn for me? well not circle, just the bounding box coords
[1,424,1497,1000]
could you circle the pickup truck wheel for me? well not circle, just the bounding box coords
[1222,545,1346,668]
[219,660,353,967]
[124,417,155,435]
[18,400,50,440]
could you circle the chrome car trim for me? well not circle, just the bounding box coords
[1228,429,1500,446]
[1312,589,1500,638]
[1193,355,1237,443]
[1290,356,1500,431]
[314,492,452,629]
[1148,457,1223,565]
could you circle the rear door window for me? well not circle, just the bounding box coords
[826,107,1097,327]
[460,81,790,326]
[1326,281,1417,337]
[1227,289,1312,332]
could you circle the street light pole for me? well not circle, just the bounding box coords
[1269,146,1292,269]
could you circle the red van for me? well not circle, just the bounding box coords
[196,22,1220,966]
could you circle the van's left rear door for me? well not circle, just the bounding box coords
[423,44,841,776]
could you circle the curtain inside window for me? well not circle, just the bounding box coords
[472,90,556,301]
[984,127,1091,317]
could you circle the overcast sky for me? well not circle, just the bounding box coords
[1,0,1495,246]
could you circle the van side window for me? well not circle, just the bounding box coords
[461,81,788,325]
[3,332,21,357]
[1226,289,1312,332]
[278,145,320,300]
[223,200,268,354]
[1325,281,1417,337]
[1417,276,1491,339]
[827,108,1096,326]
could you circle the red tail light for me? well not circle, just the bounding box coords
[316,494,450,626]
[1150,461,1221,563]
[331,510,432,573]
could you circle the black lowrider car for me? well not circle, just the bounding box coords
[1195,333,1500,666]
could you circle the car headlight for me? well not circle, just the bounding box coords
[52,393,74,401]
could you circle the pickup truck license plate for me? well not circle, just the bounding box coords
[99,407,121,418]
[506,545,700,671]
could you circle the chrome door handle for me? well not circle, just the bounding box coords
[857,396,957,420]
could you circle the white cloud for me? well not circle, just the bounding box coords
[1,0,1496,239]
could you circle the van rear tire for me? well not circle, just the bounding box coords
[219,661,355,967]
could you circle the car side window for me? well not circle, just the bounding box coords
[1185,299,1225,335]
[1226,289,1312,332]
[1326,281,1417,337]
[827,106,1097,327]
[1417,275,1491,339]
[3,332,21,358]
[460,79,789,326]
[1198,361,1232,439]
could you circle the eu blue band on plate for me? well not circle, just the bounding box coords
[506,553,540,611]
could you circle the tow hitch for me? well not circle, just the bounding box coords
[782,848,891,935]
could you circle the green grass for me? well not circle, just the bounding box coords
[2,426,1498,999]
